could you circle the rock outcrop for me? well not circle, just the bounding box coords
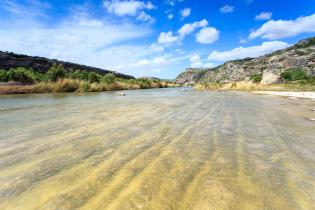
[0,51,135,79]
[261,72,282,85]
[175,37,315,84]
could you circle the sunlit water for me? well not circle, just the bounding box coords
[0,88,315,210]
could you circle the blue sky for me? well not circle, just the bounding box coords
[0,0,315,78]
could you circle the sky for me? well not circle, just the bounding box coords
[0,0,315,79]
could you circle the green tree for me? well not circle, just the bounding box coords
[0,70,8,82]
[47,64,66,81]
[101,73,116,84]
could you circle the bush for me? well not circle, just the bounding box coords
[0,70,8,82]
[281,68,308,81]
[250,73,263,83]
[101,73,116,84]
[47,64,66,81]
[88,72,101,83]
[5,67,44,83]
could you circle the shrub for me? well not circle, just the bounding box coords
[5,67,44,83]
[250,73,263,83]
[0,70,8,82]
[101,73,116,84]
[280,68,308,81]
[88,72,101,83]
[47,64,66,81]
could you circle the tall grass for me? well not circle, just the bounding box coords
[0,78,177,94]
[195,81,315,92]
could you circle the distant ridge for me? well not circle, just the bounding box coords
[0,51,135,79]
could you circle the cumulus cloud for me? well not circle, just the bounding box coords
[157,31,178,44]
[180,8,191,19]
[208,41,289,62]
[255,12,272,21]
[156,19,218,47]
[220,5,234,13]
[103,0,154,22]
[137,11,154,23]
[196,27,219,44]
[249,13,315,40]
[178,19,208,39]
[189,54,215,68]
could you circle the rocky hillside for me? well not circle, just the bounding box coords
[175,37,315,84]
[0,51,134,79]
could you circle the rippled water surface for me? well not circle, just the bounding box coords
[0,88,315,210]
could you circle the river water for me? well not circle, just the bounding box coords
[0,88,315,210]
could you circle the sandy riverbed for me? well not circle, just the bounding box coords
[253,91,315,99]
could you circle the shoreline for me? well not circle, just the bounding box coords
[253,91,315,99]
[0,80,179,95]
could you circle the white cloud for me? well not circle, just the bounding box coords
[255,12,272,21]
[137,11,154,23]
[165,0,175,6]
[208,41,289,62]
[164,0,184,6]
[167,13,174,19]
[220,5,234,13]
[196,27,219,44]
[249,13,315,40]
[157,31,178,44]
[1,0,51,18]
[239,38,247,44]
[180,8,191,19]
[190,54,200,63]
[150,43,164,52]
[178,19,208,39]
[103,0,154,22]
[189,54,215,68]
[129,53,189,77]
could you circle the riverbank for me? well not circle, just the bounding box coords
[253,91,315,99]
[0,78,178,94]
[194,81,315,92]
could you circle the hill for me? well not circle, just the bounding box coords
[0,51,134,79]
[175,37,315,84]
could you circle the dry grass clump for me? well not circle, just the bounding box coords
[31,79,81,93]
[195,81,315,92]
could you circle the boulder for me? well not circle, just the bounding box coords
[260,72,282,85]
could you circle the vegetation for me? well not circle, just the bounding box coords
[250,73,263,83]
[195,81,315,92]
[0,65,178,94]
[280,68,309,81]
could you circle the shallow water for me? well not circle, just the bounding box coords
[0,88,315,210]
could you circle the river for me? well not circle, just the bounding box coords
[0,88,314,210]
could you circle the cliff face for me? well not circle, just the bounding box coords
[175,37,315,84]
[0,51,135,79]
